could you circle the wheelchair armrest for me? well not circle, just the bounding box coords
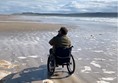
[69,46,73,50]
[70,46,73,48]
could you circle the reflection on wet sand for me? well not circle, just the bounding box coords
[0,70,11,80]
[0,60,18,80]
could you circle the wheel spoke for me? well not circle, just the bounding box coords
[47,55,55,75]
[67,54,75,74]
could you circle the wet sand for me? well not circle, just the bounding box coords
[0,15,117,83]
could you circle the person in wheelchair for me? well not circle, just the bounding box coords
[49,27,71,65]
[49,27,71,54]
[48,27,75,75]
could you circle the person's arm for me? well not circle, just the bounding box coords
[67,37,71,47]
[49,37,55,46]
[69,40,71,47]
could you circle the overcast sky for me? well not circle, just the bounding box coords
[0,0,117,14]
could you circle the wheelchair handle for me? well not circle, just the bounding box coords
[70,46,73,48]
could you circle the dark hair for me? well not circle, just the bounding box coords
[59,27,68,35]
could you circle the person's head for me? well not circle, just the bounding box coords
[58,27,68,35]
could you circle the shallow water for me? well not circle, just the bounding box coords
[14,15,117,25]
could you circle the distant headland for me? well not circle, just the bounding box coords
[12,12,118,17]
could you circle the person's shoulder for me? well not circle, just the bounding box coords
[65,35,71,40]
[54,35,60,38]
[52,35,58,39]
[63,35,69,38]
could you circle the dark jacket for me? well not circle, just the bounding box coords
[49,34,71,48]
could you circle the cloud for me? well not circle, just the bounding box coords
[0,0,117,14]
[61,0,117,12]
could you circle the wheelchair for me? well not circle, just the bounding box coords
[47,46,75,76]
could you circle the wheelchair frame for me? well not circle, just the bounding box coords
[47,46,75,76]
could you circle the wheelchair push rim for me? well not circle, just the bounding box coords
[47,55,56,76]
[67,54,75,74]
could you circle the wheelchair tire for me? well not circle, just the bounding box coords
[47,54,56,76]
[67,54,75,74]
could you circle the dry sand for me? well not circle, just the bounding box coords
[0,15,67,32]
[0,22,64,31]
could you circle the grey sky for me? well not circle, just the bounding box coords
[0,0,117,14]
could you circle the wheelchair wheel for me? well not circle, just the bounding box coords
[47,54,56,76]
[67,54,75,74]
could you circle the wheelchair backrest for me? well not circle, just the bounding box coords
[55,47,72,58]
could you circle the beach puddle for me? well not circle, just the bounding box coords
[81,66,91,73]
[101,77,116,81]
[102,69,115,74]
[90,61,101,68]
[28,55,38,58]
[18,56,27,59]
[97,80,109,83]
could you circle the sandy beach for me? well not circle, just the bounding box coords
[0,15,66,32]
[0,15,117,83]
